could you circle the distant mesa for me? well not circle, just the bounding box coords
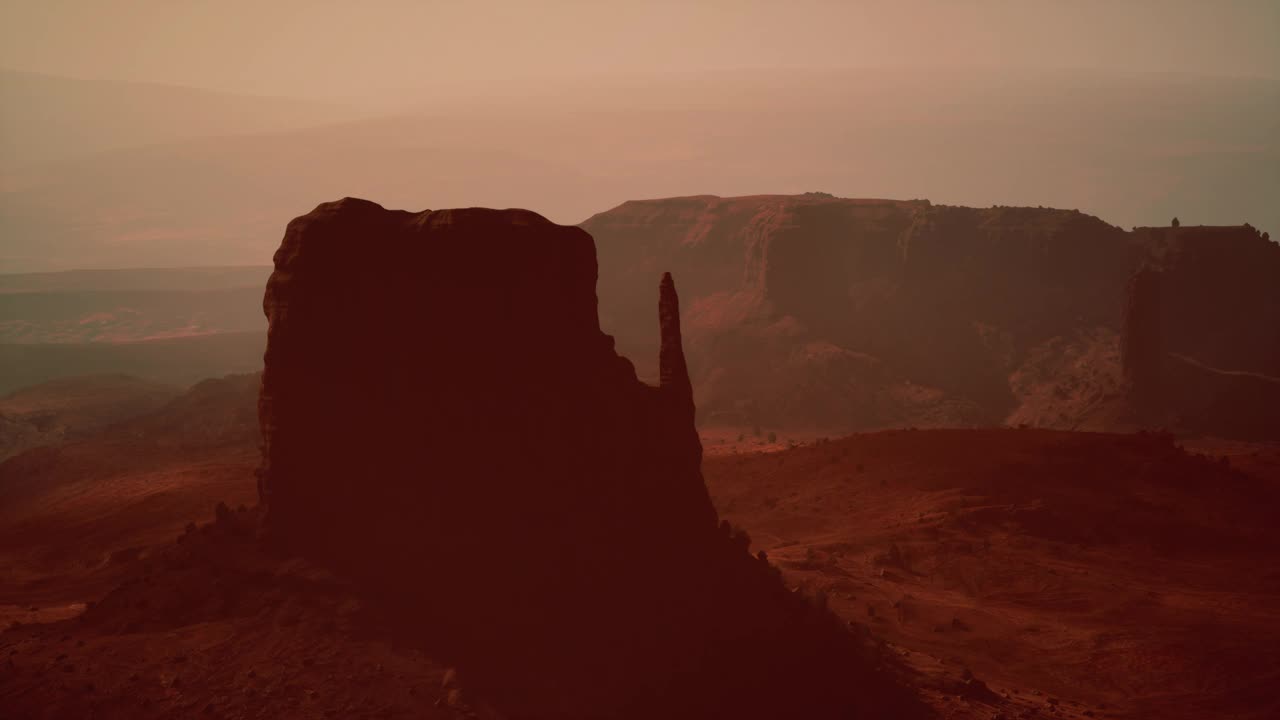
[257,198,920,718]
[584,194,1280,439]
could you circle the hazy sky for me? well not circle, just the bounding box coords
[3,0,1278,100]
[3,0,1278,272]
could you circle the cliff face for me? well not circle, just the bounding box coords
[1121,267,1164,410]
[583,195,1277,437]
[258,198,916,718]
[259,199,713,558]
[1119,226,1280,439]
[1133,225,1280,377]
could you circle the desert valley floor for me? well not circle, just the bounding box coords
[2,391,1277,718]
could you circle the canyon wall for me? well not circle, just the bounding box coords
[1121,267,1164,410]
[583,194,1278,437]
[1121,225,1280,439]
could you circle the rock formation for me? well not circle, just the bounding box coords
[258,198,917,718]
[582,195,1279,438]
[1119,226,1280,439]
[1121,266,1164,411]
[1131,225,1280,378]
[583,195,1142,429]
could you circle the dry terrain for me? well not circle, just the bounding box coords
[706,429,1280,719]
[3,389,1278,717]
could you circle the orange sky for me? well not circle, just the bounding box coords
[3,1,1278,101]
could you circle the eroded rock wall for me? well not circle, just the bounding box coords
[584,195,1277,437]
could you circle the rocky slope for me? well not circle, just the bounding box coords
[0,375,179,461]
[583,194,1279,437]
